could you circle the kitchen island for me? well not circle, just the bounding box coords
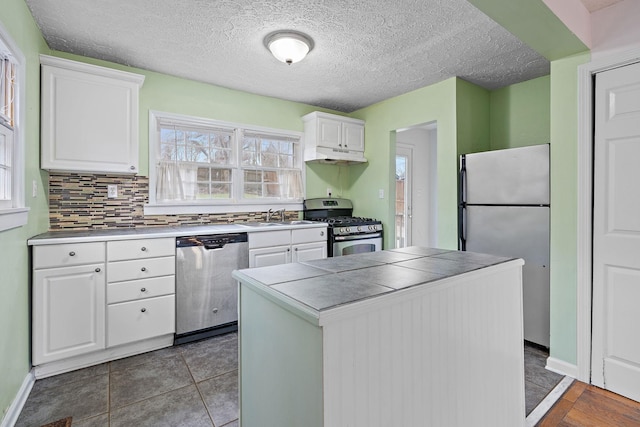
[232,246,526,427]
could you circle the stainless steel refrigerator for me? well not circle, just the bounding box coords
[459,144,550,347]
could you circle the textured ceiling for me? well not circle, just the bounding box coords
[25,0,551,113]
[579,0,623,12]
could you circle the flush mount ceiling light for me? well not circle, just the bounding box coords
[264,31,314,65]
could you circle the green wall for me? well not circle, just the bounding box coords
[490,75,551,149]
[549,51,590,365]
[50,51,349,199]
[351,78,459,250]
[456,79,491,155]
[0,0,50,419]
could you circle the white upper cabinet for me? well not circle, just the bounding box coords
[40,55,145,174]
[303,111,366,163]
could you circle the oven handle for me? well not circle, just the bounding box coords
[333,232,382,241]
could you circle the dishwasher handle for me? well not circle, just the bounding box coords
[176,233,248,249]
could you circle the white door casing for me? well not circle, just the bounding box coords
[591,61,640,402]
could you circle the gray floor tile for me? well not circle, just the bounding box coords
[198,370,239,427]
[72,413,109,427]
[109,344,180,372]
[110,384,213,427]
[525,380,551,415]
[180,332,238,382]
[110,353,194,409]
[221,420,239,427]
[31,363,108,393]
[15,374,108,427]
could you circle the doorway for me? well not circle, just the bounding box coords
[394,123,437,248]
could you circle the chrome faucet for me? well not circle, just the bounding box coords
[266,208,285,222]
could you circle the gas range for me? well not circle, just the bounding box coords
[303,198,383,256]
[312,216,383,236]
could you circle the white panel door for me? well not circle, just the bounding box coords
[592,61,640,402]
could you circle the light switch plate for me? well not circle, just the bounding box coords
[378,189,384,199]
[107,184,118,198]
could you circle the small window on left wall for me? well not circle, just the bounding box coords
[0,21,28,231]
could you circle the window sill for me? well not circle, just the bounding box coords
[0,207,29,232]
[144,202,303,216]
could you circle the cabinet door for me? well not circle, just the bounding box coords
[249,246,291,267]
[292,242,327,263]
[40,57,143,174]
[33,264,106,365]
[342,122,365,152]
[317,117,342,149]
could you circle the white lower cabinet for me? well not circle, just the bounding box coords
[31,238,175,378]
[248,226,327,268]
[33,262,106,365]
[106,238,175,347]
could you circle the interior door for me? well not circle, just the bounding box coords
[592,61,640,402]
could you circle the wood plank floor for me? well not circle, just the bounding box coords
[537,380,640,426]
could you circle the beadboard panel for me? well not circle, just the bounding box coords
[321,266,526,427]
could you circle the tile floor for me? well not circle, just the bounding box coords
[15,332,239,427]
[16,334,561,426]
[524,342,565,416]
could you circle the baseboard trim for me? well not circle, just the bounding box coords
[546,356,579,378]
[0,369,35,427]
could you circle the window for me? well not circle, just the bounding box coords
[0,21,28,232]
[146,111,304,215]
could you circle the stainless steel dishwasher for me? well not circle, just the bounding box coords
[175,233,248,344]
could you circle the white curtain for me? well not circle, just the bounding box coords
[156,162,198,201]
[0,57,15,127]
[278,169,303,200]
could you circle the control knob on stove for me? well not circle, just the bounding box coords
[357,226,362,232]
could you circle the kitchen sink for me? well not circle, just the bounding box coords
[238,220,316,227]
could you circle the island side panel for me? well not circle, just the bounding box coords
[321,262,525,427]
[239,284,324,427]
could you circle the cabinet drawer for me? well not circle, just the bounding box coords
[107,238,175,261]
[33,242,105,269]
[107,275,175,304]
[107,295,175,347]
[291,227,327,244]
[249,230,291,249]
[108,256,175,283]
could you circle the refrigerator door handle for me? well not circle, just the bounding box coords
[459,155,467,251]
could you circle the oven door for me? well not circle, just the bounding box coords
[331,232,382,257]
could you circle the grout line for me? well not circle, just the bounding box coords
[525,376,575,427]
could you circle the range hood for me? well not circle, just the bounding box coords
[302,111,368,164]
[304,146,367,164]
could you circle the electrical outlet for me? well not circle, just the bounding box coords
[378,189,384,199]
[32,180,37,198]
[326,188,332,197]
[107,184,118,198]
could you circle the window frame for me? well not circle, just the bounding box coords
[145,110,305,215]
[0,21,28,232]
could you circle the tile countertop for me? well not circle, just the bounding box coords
[27,221,327,245]
[232,246,520,317]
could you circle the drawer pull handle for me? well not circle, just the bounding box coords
[141,287,146,292]
[141,247,147,252]
[130,165,136,170]
[141,308,146,313]
[212,308,218,314]
[95,268,101,273]
[69,251,76,256]
[141,267,147,272]
[294,247,298,251]
[320,231,324,236]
